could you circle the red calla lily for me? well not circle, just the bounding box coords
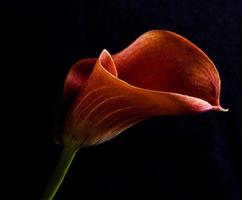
[59,30,226,148]
[42,30,227,200]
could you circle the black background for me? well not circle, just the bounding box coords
[6,0,242,199]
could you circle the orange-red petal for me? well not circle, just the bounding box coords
[62,47,225,147]
[113,30,221,106]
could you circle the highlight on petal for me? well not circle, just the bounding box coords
[58,30,226,148]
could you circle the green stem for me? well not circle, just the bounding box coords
[41,145,78,200]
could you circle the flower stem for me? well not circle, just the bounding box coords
[41,145,78,200]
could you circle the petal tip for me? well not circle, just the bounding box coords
[98,49,118,77]
[213,106,229,112]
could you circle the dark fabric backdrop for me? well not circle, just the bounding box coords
[6,0,242,199]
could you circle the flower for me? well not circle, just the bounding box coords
[57,30,226,148]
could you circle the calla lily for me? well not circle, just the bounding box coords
[42,30,226,200]
[59,30,226,148]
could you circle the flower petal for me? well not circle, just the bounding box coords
[62,50,223,147]
[63,58,97,102]
[63,54,117,103]
[113,30,221,106]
